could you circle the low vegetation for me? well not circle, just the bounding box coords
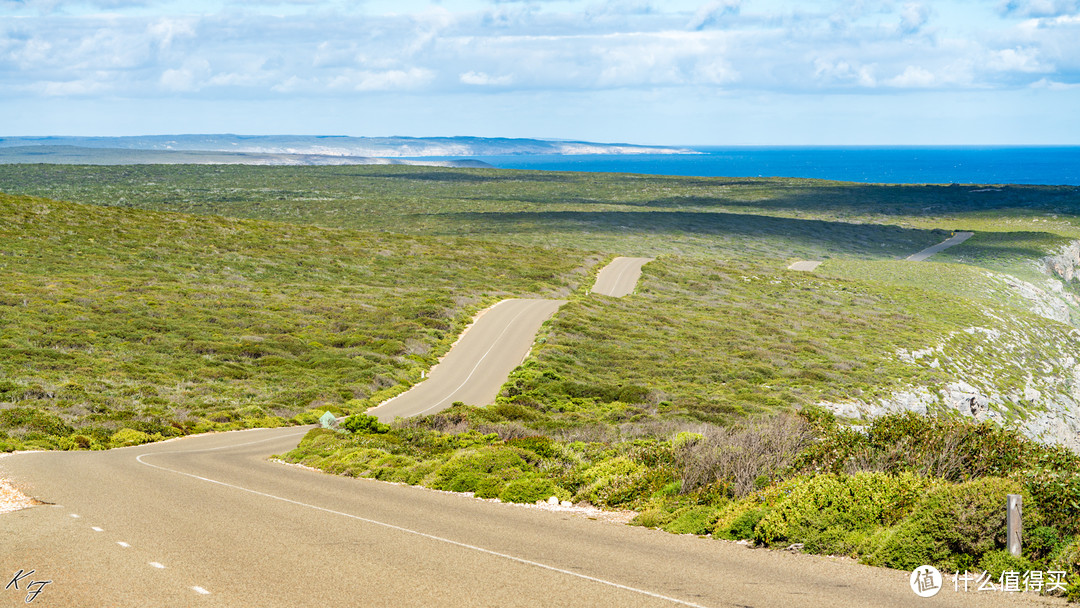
[0,192,592,450]
[282,410,1080,598]
[3,164,1077,262]
[5,163,1080,599]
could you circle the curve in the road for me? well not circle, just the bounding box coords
[591,256,653,297]
[368,298,566,421]
[0,426,1017,607]
[369,256,654,421]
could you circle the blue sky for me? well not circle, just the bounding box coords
[2,0,1078,144]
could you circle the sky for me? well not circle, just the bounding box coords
[1,0,1079,145]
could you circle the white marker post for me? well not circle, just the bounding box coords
[1007,494,1022,557]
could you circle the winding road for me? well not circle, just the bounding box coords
[3,254,1054,607]
[906,231,975,262]
[369,299,566,422]
[370,256,652,421]
[1,428,1058,607]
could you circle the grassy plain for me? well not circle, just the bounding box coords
[0,192,593,449]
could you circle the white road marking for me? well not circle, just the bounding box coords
[137,441,710,608]
[69,513,80,518]
[192,586,211,595]
[149,562,165,569]
[91,526,103,532]
[117,541,130,548]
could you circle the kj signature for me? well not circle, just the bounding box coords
[6,569,51,603]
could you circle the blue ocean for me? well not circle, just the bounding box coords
[461,147,1080,186]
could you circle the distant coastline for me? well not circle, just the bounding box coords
[0,137,1076,185]
[0,134,696,158]
[0,145,494,168]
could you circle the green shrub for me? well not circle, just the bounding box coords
[445,471,483,493]
[0,407,73,436]
[753,472,931,546]
[428,447,530,491]
[499,477,558,504]
[1019,467,1080,535]
[575,456,645,505]
[506,436,559,460]
[863,477,1036,572]
[1025,526,1068,564]
[720,509,765,541]
[630,508,675,529]
[474,477,504,499]
[977,550,1034,579]
[661,506,719,535]
[342,414,390,435]
[109,428,157,447]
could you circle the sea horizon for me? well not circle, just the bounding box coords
[420,145,1080,187]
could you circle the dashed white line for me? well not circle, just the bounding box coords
[137,444,710,608]
[91,526,103,532]
[117,541,130,548]
[69,513,80,518]
[149,562,165,569]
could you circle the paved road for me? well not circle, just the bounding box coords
[591,257,653,297]
[369,299,566,421]
[787,260,823,272]
[371,256,652,421]
[906,231,975,262]
[2,427,1063,608]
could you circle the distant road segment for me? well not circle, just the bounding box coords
[591,257,654,297]
[369,298,566,421]
[906,231,974,262]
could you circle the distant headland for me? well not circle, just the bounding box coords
[0,135,698,166]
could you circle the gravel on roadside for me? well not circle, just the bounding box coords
[0,454,40,514]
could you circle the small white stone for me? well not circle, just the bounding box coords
[546,496,559,505]
[561,501,573,507]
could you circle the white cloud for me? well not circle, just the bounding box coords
[899,3,930,34]
[687,0,741,31]
[1030,77,1080,89]
[159,59,209,91]
[998,0,1080,17]
[886,65,936,88]
[329,67,435,91]
[459,71,513,86]
[146,18,196,50]
[986,47,1051,72]
[812,58,877,87]
[2,0,1078,104]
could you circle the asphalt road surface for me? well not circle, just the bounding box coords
[370,256,652,421]
[591,257,654,297]
[368,298,566,421]
[2,427,1064,607]
[906,232,975,262]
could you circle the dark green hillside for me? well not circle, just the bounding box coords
[0,193,593,449]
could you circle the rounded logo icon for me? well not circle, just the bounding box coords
[910,565,943,598]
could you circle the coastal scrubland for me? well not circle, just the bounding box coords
[0,192,592,450]
[4,163,1080,597]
